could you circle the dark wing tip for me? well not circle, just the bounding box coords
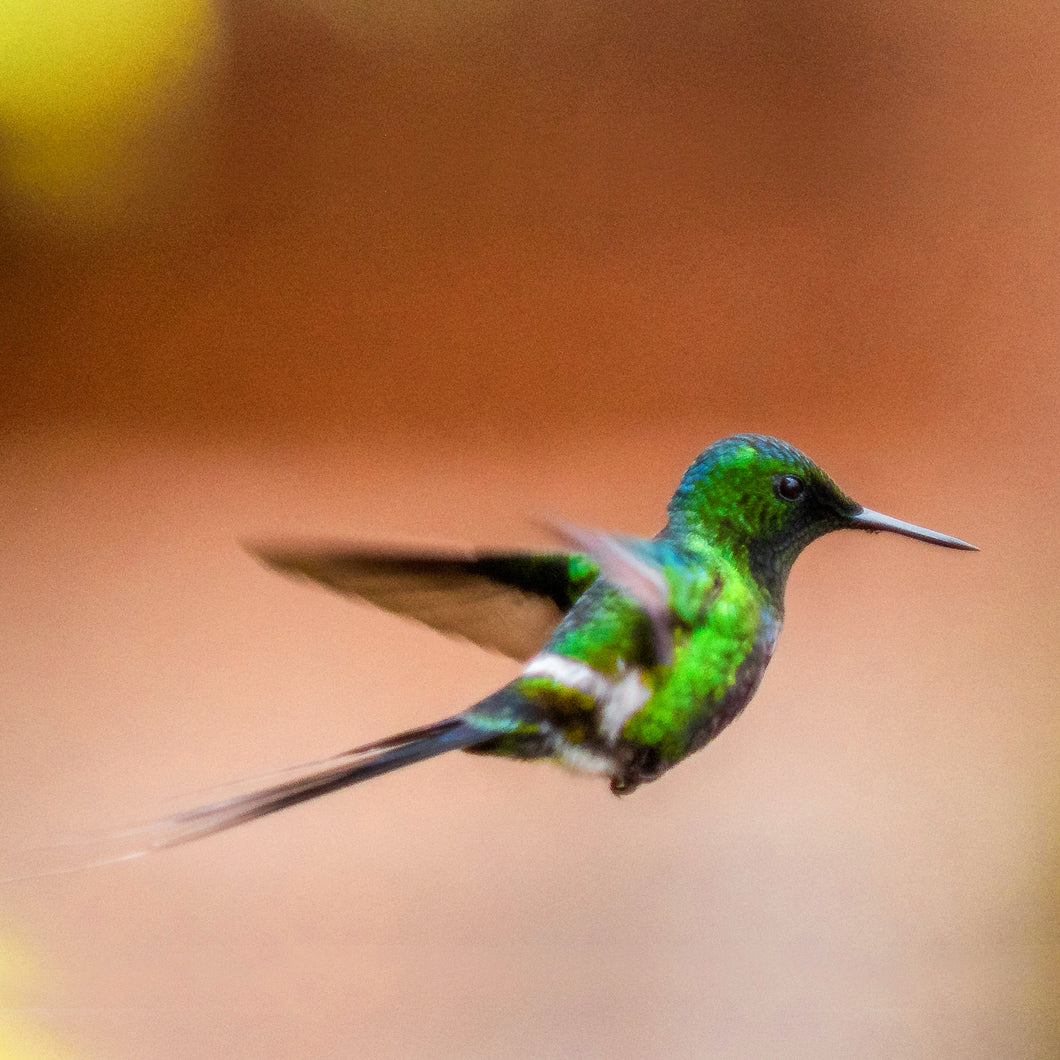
[242,540,330,580]
[241,538,282,566]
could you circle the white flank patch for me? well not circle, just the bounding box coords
[555,741,615,775]
[522,652,652,747]
[523,652,615,702]
[599,664,652,744]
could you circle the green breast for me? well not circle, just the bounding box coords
[620,561,763,761]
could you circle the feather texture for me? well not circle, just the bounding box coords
[250,543,598,660]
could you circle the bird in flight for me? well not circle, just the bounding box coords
[37,433,978,867]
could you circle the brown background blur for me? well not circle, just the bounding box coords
[1,1,1058,1057]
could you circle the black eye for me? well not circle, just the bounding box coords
[774,474,805,501]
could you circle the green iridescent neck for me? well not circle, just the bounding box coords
[663,435,854,610]
[664,507,796,609]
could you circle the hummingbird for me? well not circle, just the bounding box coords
[100,434,976,856]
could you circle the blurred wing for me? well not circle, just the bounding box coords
[545,520,674,665]
[542,520,725,669]
[251,543,598,661]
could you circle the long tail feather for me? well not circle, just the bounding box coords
[3,717,487,881]
[139,718,486,847]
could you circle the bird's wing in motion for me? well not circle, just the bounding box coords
[543,521,725,668]
[545,519,675,664]
[251,544,599,661]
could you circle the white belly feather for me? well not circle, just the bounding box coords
[521,651,652,773]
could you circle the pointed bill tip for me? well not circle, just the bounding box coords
[848,508,978,551]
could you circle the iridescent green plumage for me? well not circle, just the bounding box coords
[86,434,976,857]
[465,436,869,791]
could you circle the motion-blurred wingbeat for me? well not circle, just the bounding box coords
[65,434,978,861]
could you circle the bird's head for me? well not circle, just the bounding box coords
[666,433,975,603]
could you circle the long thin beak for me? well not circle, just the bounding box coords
[848,507,978,551]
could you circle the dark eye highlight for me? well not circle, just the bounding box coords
[774,474,805,501]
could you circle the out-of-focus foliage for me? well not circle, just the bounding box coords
[0,0,216,219]
[0,939,75,1059]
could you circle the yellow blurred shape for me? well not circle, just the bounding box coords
[0,0,215,217]
[0,939,75,1060]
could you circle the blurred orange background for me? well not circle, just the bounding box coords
[1,1,1058,1057]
